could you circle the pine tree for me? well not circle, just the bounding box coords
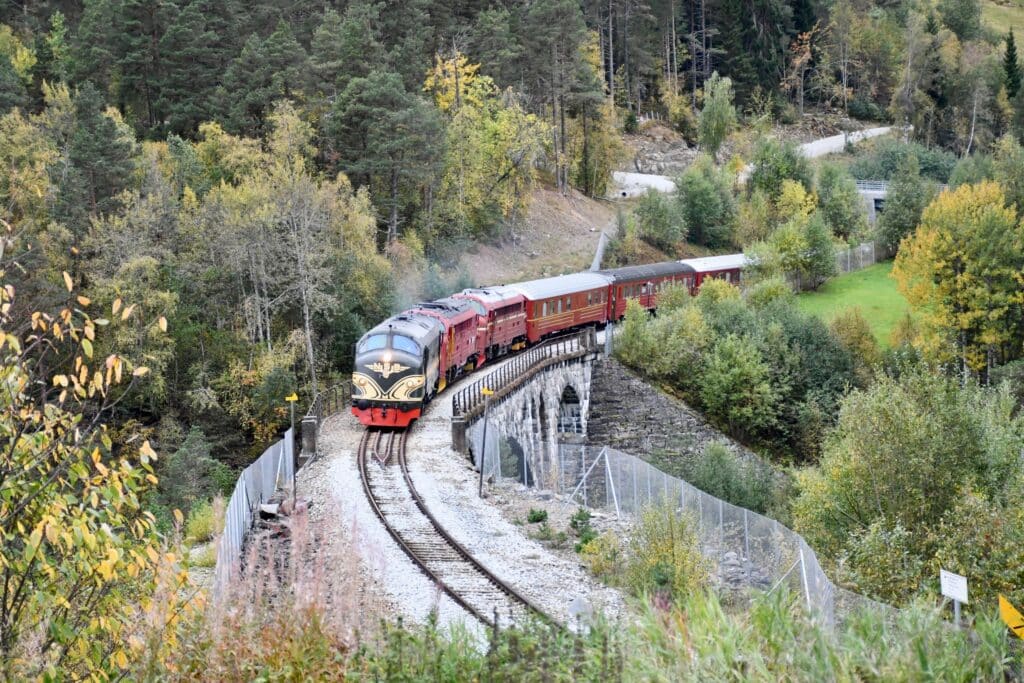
[67,82,136,219]
[158,1,219,136]
[0,54,28,114]
[311,4,383,98]
[1006,30,1022,99]
[328,69,443,244]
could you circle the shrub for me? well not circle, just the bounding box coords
[875,154,936,253]
[674,155,737,247]
[634,188,685,251]
[579,531,624,581]
[683,442,776,514]
[748,136,813,202]
[570,507,598,552]
[185,498,222,543]
[526,508,548,524]
[191,543,217,568]
[849,138,956,182]
[698,334,778,441]
[624,504,709,601]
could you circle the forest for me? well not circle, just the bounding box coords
[2,0,1024,677]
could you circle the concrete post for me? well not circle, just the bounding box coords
[300,416,318,463]
[451,415,467,455]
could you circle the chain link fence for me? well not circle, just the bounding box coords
[546,443,891,625]
[834,241,880,275]
[214,429,295,599]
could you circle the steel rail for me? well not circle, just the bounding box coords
[357,427,558,629]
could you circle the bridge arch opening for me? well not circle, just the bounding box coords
[558,385,582,434]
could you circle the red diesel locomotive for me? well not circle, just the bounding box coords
[351,255,746,427]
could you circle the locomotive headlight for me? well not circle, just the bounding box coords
[383,351,392,362]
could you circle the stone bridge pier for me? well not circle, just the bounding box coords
[466,360,593,491]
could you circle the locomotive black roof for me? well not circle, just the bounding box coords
[597,261,696,282]
[362,312,442,344]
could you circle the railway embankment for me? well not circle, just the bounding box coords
[586,357,758,464]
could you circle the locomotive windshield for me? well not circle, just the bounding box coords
[358,332,420,355]
[359,334,387,352]
[392,335,420,354]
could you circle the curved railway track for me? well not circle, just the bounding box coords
[357,427,556,628]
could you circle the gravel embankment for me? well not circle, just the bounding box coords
[298,358,625,633]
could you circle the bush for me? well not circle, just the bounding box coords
[698,334,778,441]
[848,97,887,121]
[673,155,737,247]
[579,531,624,581]
[849,138,957,183]
[683,442,776,514]
[185,498,221,543]
[570,507,597,552]
[748,136,813,202]
[526,508,548,524]
[624,504,709,601]
[624,110,639,133]
[190,543,217,568]
[634,188,685,251]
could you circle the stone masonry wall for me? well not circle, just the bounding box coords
[585,357,757,462]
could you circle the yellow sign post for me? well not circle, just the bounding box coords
[1000,595,1024,640]
[285,393,299,434]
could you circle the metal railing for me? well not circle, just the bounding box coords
[855,180,889,193]
[301,381,351,460]
[214,429,295,599]
[452,329,597,421]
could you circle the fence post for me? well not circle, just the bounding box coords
[799,546,813,613]
[301,415,318,461]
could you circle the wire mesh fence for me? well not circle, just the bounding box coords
[834,241,879,275]
[520,442,894,625]
[213,429,295,599]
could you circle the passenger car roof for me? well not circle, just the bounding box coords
[679,254,748,272]
[597,261,695,281]
[508,272,612,300]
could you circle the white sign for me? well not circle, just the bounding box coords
[940,569,969,604]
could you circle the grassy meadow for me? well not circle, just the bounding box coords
[796,261,909,346]
[983,0,1024,34]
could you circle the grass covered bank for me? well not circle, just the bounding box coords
[796,262,909,346]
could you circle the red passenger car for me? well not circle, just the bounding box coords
[453,286,527,361]
[598,262,697,320]
[509,273,612,343]
[679,255,748,294]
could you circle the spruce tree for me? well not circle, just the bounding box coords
[67,82,136,217]
[1006,30,1022,99]
[158,1,219,136]
[0,54,28,114]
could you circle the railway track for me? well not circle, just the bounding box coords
[357,427,556,628]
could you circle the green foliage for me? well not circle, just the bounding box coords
[816,163,867,242]
[849,138,957,183]
[633,188,684,251]
[748,136,812,202]
[829,307,880,384]
[993,133,1024,211]
[698,72,737,161]
[990,358,1024,409]
[793,369,1024,606]
[875,154,936,253]
[673,155,737,248]
[698,334,778,441]
[579,531,624,581]
[949,153,994,187]
[156,427,234,519]
[683,442,777,514]
[1007,31,1022,99]
[938,0,982,40]
[570,507,597,552]
[623,505,709,602]
[185,499,219,543]
[526,508,548,524]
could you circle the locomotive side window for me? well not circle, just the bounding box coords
[566,297,571,311]
[392,335,420,354]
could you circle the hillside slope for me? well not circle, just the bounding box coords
[458,186,618,285]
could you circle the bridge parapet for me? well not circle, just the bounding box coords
[451,328,599,454]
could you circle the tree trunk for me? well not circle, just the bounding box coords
[608,0,615,100]
[388,167,399,244]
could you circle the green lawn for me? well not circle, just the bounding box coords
[983,0,1024,34]
[796,262,909,346]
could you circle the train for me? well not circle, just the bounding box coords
[351,254,747,427]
